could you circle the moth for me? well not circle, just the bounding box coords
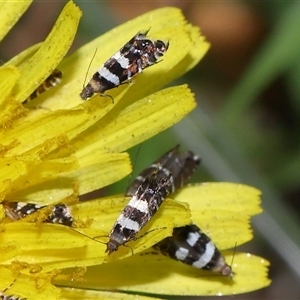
[23,68,62,103]
[106,145,200,254]
[154,224,233,277]
[3,201,73,226]
[80,30,169,100]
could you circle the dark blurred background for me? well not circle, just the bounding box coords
[2,1,300,299]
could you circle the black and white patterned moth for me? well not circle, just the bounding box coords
[3,201,73,226]
[80,30,169,100]
[154,224,233,277]
[106,145,200,254]
[23,69,62,104]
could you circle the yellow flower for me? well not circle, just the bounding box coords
[0,1,270,299]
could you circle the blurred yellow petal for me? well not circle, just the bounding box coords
[0,1,32,42]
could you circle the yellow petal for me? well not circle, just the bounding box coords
[1,86,196,218]
[61,288,162,300]
[174,183,262,249]
[9,1,81,102]
[4,84,194,164]
[0,66,19,108]
[3,100,113,157]
[1,197,190,272]
[61,152,132,198]
[0,205,5,221]
[70,251,270,296]
[192,209,253,249]
[0,158,28,197]
[1,223,86,253]
[71,85,196,155]
[0,66,28,129]
[175,183,262,216]
[6,156,78,201]
[8,153,131,203]
[0,266,59,300]
[0,1,32,42]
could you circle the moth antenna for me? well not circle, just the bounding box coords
[103,93,114,104]
[68,226,107,247]
[69,227,136,255]
[2,277,17,294]
[125,226,167,257]
[123,244,134,256]
[229,242,238,278]
[134,226,167,241]
[1,273,24,300]
[143,27,151,35]
[72,227,136,257]
[83,48,98,89]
